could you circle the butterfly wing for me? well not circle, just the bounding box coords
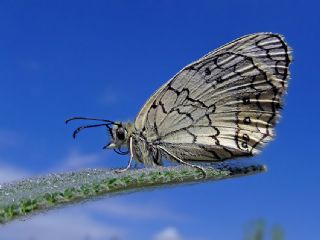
[134,33,292,161]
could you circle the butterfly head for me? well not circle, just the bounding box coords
[65,117,133,155]
[106,122,133,150]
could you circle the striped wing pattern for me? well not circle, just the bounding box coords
[135,33,292,162]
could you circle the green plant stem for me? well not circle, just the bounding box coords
[0,164,266,224]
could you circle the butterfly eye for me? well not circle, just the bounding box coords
[116,127,126,141]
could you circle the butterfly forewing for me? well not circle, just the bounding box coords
[134,33,291,162]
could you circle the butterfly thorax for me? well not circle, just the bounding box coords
[131,134,163,166]
[106,122,161,166]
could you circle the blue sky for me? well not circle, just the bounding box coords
[0,0,319,239]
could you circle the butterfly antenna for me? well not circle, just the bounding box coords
[72,123,112,139]
[65,117,116,124]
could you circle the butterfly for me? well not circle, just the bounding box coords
[66,33,292,175]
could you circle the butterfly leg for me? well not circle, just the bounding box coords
[115,137,134,173]
[158,146,207,178]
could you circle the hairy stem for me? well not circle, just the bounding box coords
[0,164,266,224]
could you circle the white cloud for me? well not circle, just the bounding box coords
[0,149,103,184]
[152,227,208,240]
[56,149,103,171]
[0,163,29,183]
[153,227,182,240]
[88,200,186,221]
[0,207,125,240]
